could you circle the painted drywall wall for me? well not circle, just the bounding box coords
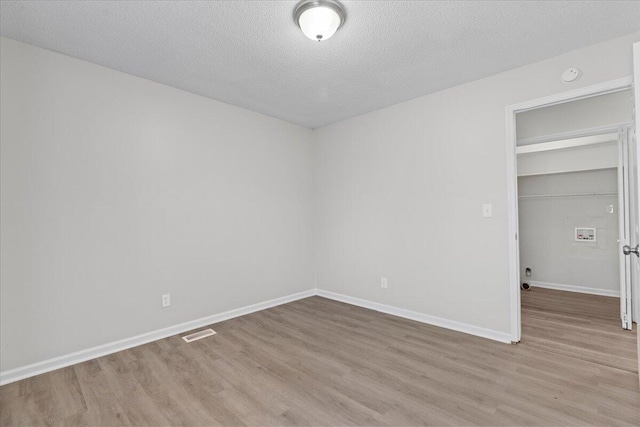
[313,31,640,334]
[517,142,618,176]
[516,89,633,141]
[516,89,630,176]
[518,169,619,294]
[0,38,314,371]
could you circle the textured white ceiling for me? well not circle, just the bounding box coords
[1,1,640,128]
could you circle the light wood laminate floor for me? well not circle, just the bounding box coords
[1,288,639,426]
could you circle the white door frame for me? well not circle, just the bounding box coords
[618,126,634,329]
[505,76,633,343]
[633,41,640,381]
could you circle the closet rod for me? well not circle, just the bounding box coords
[519,192,618,200]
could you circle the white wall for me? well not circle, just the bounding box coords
[0,38,314,372]
[516,89,633,141]
[313,32,640,335]
[517,142,618,176]
[516,89,631,176]
[518,169,619,294]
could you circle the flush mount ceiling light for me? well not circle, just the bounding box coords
[294,0,346,42]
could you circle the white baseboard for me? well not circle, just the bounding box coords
[0,289,316,386]
[315,289,512,344]
[1,287,516,386]
[528,281,620,297]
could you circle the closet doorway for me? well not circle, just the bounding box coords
[507,85,638,371]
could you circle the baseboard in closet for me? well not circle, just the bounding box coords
[528,280,619,297]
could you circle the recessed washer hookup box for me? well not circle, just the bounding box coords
[575,227,596,242]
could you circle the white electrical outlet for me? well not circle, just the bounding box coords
[381,277,388,289]
[162,294,171,308]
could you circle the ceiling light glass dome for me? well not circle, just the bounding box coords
[294,0,346,42]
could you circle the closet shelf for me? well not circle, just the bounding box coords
[518,192,618,200]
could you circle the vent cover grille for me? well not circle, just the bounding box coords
[182,328,216,343]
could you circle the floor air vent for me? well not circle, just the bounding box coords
[182,328,216,343]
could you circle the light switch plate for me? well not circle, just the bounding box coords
[482,204,493,218]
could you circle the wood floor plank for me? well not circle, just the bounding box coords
[70,359,131,426]
[1,288,638,426]
[521,287,638,373]
[97,350,175,426]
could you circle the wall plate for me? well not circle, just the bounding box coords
[575,227,596,242]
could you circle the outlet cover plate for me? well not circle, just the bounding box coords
[162,294,171,308]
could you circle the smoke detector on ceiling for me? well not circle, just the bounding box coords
[561,68,581,83]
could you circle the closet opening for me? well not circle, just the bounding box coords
[507,86,637,371]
